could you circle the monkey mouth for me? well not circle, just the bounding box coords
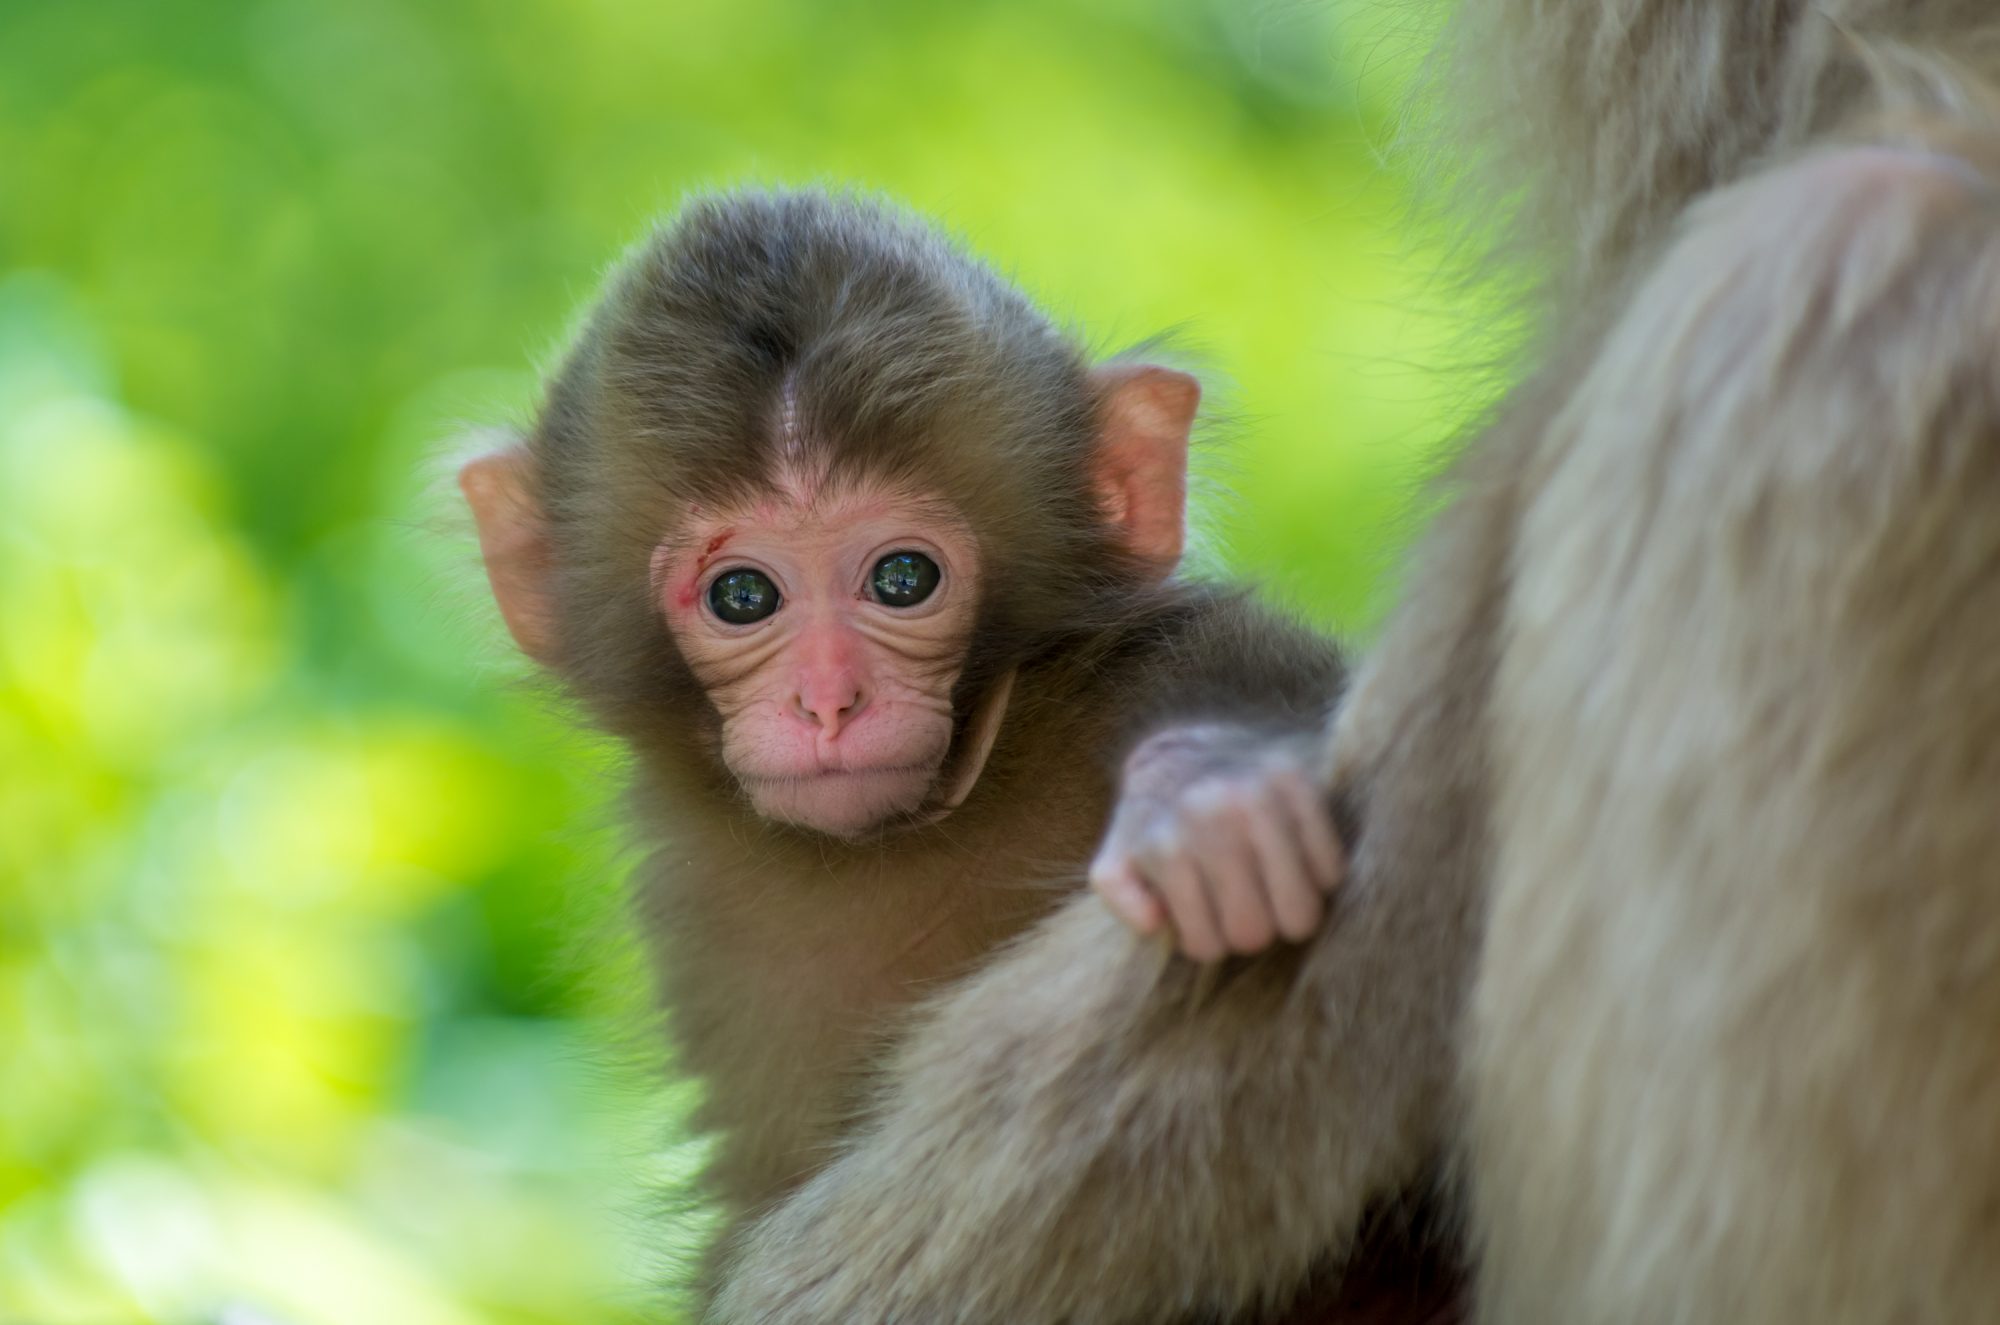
[738,762,944,837]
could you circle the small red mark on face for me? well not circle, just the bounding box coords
[673,530,735,612]
[693,531,734,576]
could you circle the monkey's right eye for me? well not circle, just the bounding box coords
[707,569,781,624]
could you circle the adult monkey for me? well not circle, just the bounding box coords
[707,2,2000,1323]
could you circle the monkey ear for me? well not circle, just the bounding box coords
[460,443,559,666]
[1091,364,1198,578]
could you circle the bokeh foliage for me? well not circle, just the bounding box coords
[0,1,1462,1321]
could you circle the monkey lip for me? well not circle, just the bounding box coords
[738,762,943,837]
[739,761,940,787]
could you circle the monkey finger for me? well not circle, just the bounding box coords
[1090,859,1166,936]
[1148,857,1229,963]
[1275,771,1346,891]
[1190,813,1278,955]
[1240,799,1325,944]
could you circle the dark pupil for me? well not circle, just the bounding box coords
[871,551,940,607]
[707,569,780,624]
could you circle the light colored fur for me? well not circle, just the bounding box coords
[1474,132,2000,1322]
[707,5,2000,1322]
[1441,0,1998,308]
[1455,6,2000,1320]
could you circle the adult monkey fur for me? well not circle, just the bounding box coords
[458,191,1361,1292]
[701,3,2000,1323]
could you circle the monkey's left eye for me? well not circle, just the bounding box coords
[708,568,781,624]
[870,551,940,607]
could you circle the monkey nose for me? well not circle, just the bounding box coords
[793,684,867,738]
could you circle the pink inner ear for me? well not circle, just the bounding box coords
[1094,365,1198,575]
[460,447,558,663]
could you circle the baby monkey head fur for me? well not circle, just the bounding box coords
[466,189,1199,839]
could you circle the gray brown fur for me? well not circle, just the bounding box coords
[508,191,1348,1277]
[703,5,2000,1324]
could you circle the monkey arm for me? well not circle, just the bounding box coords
[705,884,1467,1325]
[1111,591,1350,752]
[1082,594,1356,956]
[706,744,1478,1324]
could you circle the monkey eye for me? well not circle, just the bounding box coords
[869,551,940,607]
[707,568,781,624]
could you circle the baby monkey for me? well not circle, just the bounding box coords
[460,188,1346,1248]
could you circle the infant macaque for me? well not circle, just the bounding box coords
[463,188,1352,1265]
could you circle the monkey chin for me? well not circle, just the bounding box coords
[742,764,943,840]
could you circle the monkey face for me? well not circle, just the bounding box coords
[652,472,981,838]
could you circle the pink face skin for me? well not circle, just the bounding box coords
[654,474,982,839]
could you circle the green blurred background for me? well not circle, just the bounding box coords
[0,1,1470,1321]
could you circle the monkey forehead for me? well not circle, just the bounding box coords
[673,476,967,544]
[578,193,1097,509]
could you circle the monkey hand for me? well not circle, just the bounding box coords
[1089,724,1345,962]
